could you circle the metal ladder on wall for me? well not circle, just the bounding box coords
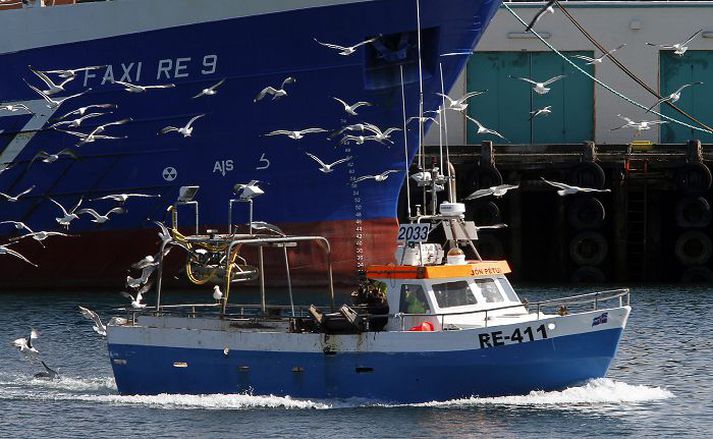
[625,156,649,281]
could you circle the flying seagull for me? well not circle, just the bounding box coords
[529,106,552,120]
[78,305,107,336]
[406,116,440,126]
[25,81,91,108]
[525,0,556,32]
[12,231,72,248]
[541,177,611,196]
[305,152,352,173]
[570,44,627,65]
[120,288,148,309]
[159,114,206,138]
[0,185,35,202]
[49,112,106,129]
[464,184,519,200]
[192,78,226,99]
[254,77,296,102]
[314,35,380,56]
[49,196,83,229]
[53,104,117,121]
[264,128,327,140]
[0,220,34,234]
[339,134,383,145]
[43,64,107,79]
[332,97,372,116]
[465,115,508,142]
[77,207,125,223]
[0,242,37,267]
[12,329,39,355]
[91,193,160,203]
[353,170,401,183]
[0,103,33,113]
[436,90,487,112]
[611,114,667,133]
[115,80,175,93]
[363,123,402,143]
[28,149,79,167]
[646,81,703,113]
[647,29,703,56]
[28,65,75,96]
[248,221,285,236]
[510,74,566,95]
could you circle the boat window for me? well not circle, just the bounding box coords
[432,281,477,308]
[474,278,504,303]
[495,278,520,302]
[399,284,431,314]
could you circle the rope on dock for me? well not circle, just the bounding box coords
[502,2,713,135]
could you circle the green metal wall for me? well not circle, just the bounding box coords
[660,50,713,143]
[466,51,595,144]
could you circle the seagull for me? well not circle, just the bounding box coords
[264,128,327,140]
[510,74,566,95]
[49,196,83,229]
[159,114,205,138]
[125,266,156,291]
[49,112,106,129]
[353,170,401,183]
[78,305,107,336]
[541,177,611,196]
[406,116,440,126]
[465,115,508,141]
[525,0,556,32]
[12,231,72,248]
[436,90,487,112]
[363,124,401,143]
[529,106,552,120]
[314,35,379,56]
[410,171,433,185]
[570,44,627,65]
[0,220,33,234]
[234,180,264,200]
[34,361,59,380]
[464,184,519,200]
[154,220,173,245]
[59,119,131,147]
[53,104,117,121]
[339,135,383,145]
[115,80,175,93]
[647,29,703,56]
[0,242,37,266]
[25,81,91,108]
[0,103,33,113]
[332,123,374,138]
[28,149,79,167]
[254,77,297,102]
[77,207,125,223]
[332,97,372,116]
[192,78,226,99]
[0,185,35,202]
[92,193,160,203]
[131,255,156,270]
[646,82,703,113]
[305,152,352,173]
[120,287,148,309]
[28,65,75,96]
[12,329,39,355]
[212,285,223,302]
[248,221,285,236]
[611,114,667,133]
[43,65,107,79]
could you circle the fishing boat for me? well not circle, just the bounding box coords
[106,186,631,402]
[0,0,501,288]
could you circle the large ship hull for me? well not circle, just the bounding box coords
[0,0,501,287]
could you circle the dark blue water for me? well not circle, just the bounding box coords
[0,286,709,438]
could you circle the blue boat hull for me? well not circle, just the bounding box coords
[108,328,623,402]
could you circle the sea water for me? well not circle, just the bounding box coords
[0,285,709,438]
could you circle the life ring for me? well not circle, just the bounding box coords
[469,165,503,191]
[468,200,501,226]
[567,196,606,230]
[409,321,434,331]
[675,231,712,266]
[675,162,712,195]
[569,162,606,189]
[475,233,505,260]
[675,196,712,228]
[570,266,607,283]
[681,266,713,283]
[569,231,608,266]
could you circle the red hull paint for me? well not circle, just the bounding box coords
[0,218,398,289]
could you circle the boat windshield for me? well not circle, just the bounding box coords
[432,280,477,308]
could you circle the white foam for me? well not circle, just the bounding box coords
[60,393,331,410]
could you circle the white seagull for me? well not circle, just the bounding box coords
[0,220,34,234]
[234,180,264,200]
[248,221,285,236]
[465,115,508,142]
[611,114,668,133]
[406,116,440,126]
[120,287,148,309]
[314,35,379,56]
[510,74,566,95]
[354,170,401,183]
[78,306,107,336]
[0,185,35,202]
[77,207,125,223]
[0,242,37,267]
[436,90,486,112]
[212,285,223,302]
[529,106,552,120]
[363,124,401,143]
[49,196,83,229]
[264,128,327,140]
[541,177,611,196]
[91,193,160,203]
[192,78,226,99]
[159,114,206,138]
[525,0,556,32]
[647,29,703,56]
[49,112,106,129]
[332,97,372,116]
[28,65,75,96]
[115,80,175,93]
[54,104,117,121]
[571,44,627,65]
[29,149,79,167]
[12,329,40,355]
[305,152,352,173]
[339,135,383,145]
[647,81,703,113]
[25,81,91,108]
[43,65,107,79]
[464,184,519,200]
[254,77,296,102]
[0,103,33,113]
[13,231,72,248]
[132,255,156,270]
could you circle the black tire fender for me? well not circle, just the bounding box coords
[675,162,712,195]
[675,196,712,228]
[675,231,712,266]
[568,196,606,230]
[569,231,608,266]
[569,162,606,189]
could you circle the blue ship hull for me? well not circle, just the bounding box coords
[0,0,501,286]
[108,328,624,402]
